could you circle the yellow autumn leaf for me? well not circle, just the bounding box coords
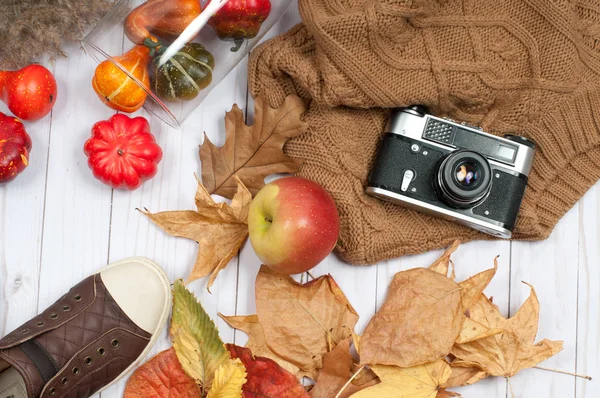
[351,359,458,398]
[207,359,247,398]
[171,280,230,391]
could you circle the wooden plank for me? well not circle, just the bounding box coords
[35,43,116,398]
[101,58,250,397]
[577,183,600,397]
[0,60,54,335]
[509,207,580,398]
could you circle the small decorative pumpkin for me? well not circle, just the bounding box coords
[125,0,202,45]
[92,45,151,113]
[151,43,214,102]
[0,113,31,184]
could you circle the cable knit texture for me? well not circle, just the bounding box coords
[249,0,600,265]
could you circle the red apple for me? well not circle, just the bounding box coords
[248,177,340,274]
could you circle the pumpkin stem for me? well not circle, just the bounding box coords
[230,38,244,52]
[143,37,165,58]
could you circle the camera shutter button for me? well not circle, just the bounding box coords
[401,170,415,192]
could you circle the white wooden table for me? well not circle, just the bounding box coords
[0,2,598,397]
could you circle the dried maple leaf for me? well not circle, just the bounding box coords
[451,283,563,378]
[219,314,301,376]
[351,359,460,398]
[360,267,463,368]
[142,177,251,289]
[428,240,460,279]
[171,280,231,393]
[207,359,247,398]
[200,94,308,198]
[255,265,359,379]
[440,363,487,389]
[226,344,309,398]
[458,257,497,313]
[310,338,377,398]
[124,348,200,398]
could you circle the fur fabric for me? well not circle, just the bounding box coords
[0,0,114,69]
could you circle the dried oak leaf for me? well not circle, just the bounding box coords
[206,359,247,398]
[351,359,460,398]
[255,265,359,380]
[200,94,308,198]
[360,267,463,368]
[142,177,251,288]
[310,338,377,398]
[451,283,563,378]
[171,280,231,392]
[219,314,301,376]
[124,348,200,398]
[226,344,309,398]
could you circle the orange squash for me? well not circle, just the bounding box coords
[92,46,151,113]
[125,0,202,45]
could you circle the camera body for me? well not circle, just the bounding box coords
[367,106,536,238]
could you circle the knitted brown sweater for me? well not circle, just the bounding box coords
[249,0,600,265]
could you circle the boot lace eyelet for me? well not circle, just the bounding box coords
[49,387,56,395]
[111,339,119,348]
[61,377,68,385]
[84,356,93,366]
[72,367,79,375]
[50,313,58,320]
[63,305,70,312]
[37,321,44,327]
[74,294,82,301]
[97,347,106,357]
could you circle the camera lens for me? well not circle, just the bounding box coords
[436,151,492,208]
[454,161,482,188]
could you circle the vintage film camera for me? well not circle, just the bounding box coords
[367,106,536,238]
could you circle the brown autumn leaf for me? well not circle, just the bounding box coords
[124,348,200,398]
[360,267,463,368]
[254,265,359,380]
[451,283,563,378]
[141,177,251,289]
[218,314,301,376]
[428,240,460,279]
[351,359,460,398]
[310,338,377,398]
[199,94,308,198]
[440,362,488,389]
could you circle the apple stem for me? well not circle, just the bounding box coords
[264,216,272,223]
[306,271,316,281]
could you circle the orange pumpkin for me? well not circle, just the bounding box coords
[92,46,151,113]
[125,0,202,45]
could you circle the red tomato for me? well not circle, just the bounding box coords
[0,64,58,121]
[0,113,32,183]
[84,114,163,190]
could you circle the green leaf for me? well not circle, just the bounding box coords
[171,280,230,392]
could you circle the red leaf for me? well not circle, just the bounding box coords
[124,348,200,398]
[226,344,309,398]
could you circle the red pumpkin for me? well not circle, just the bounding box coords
[0,113,32,183]
[207,0,271,52]
[0,64,57,121]
[84,114,162,190]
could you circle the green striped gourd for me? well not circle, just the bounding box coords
[151,43,214,101]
